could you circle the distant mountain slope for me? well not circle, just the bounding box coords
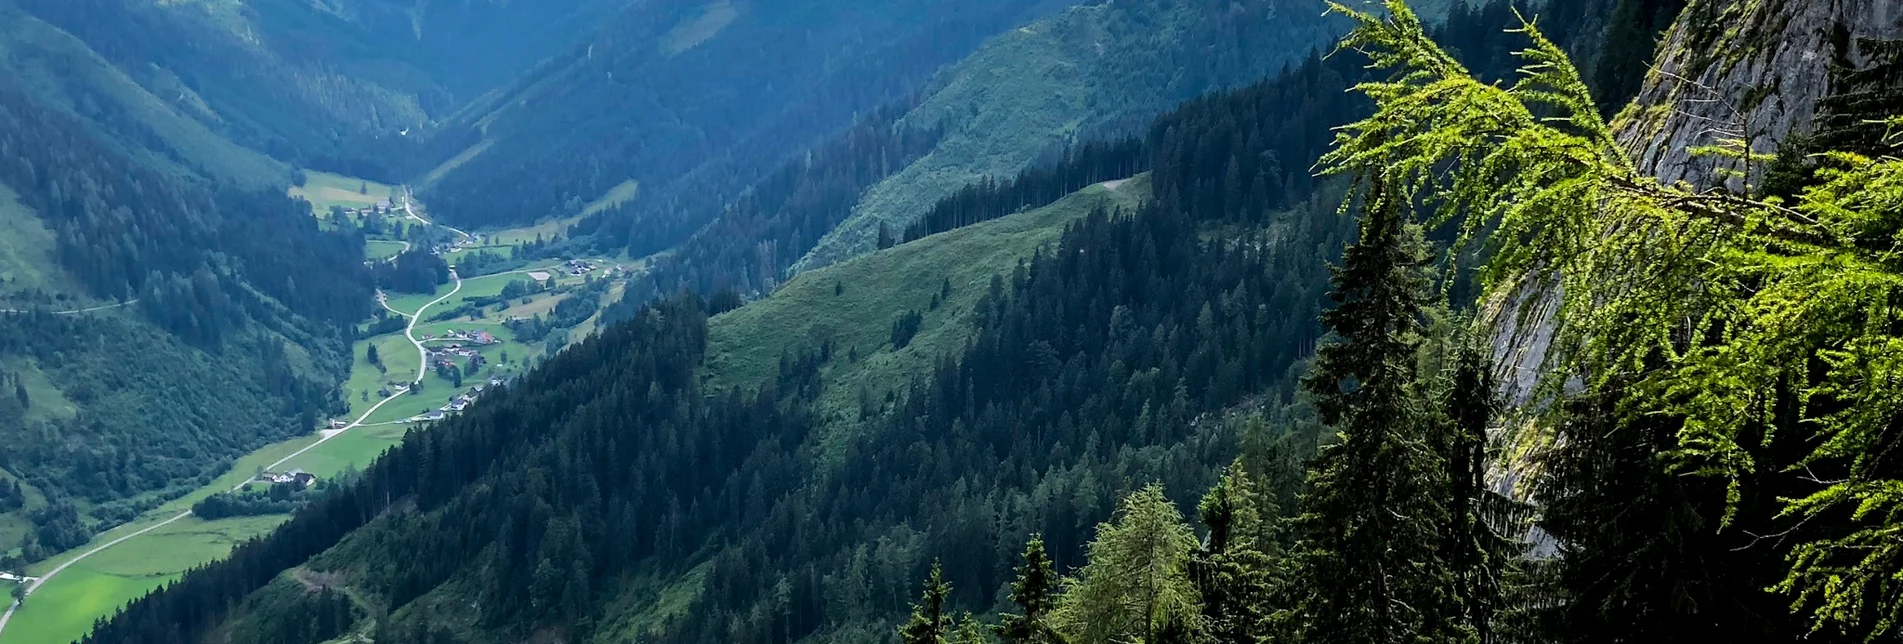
[422,0,1074,247]
[0,2,385,570]
[0,0,285,188]
[6,0,626,181]
[791,0,1341,272]
[704,174,1150,456]
[617,0,1339,305]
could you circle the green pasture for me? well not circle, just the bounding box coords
[289,171,396,218]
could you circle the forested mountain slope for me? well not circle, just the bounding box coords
[424,0,1074,247]
[0,0,285,189]
[0,80,375,567]
[57,2,1751,644]
[790,0,1342,272]
[3,0,629,181]
[0,0,454,573]
[620,0,1349,303]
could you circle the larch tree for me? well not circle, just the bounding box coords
[1322,0,1903,637]
[1052,485,1203,644]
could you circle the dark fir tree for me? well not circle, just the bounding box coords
[1193,461,1281,644]
[1437,336,1514,643]
[900,564,953,644]
[995,537,1058,644]
[1293,179,1462,644]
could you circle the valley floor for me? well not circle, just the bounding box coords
[0,179,640,644]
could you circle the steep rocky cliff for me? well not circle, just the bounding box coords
[1493,0,1903,403]
[1619,0,1903,189]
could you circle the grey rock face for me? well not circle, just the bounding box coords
[1619,0,1903,190]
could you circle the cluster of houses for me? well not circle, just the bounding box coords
[431,234,485,255]
[424,329,498,345]
[563,259,599,277]
[339,199,397,218]
[422,330,498,370]
[409,377,508,423]
[441,384,489,413]
[257,469,318,488]
[427,345,486,369]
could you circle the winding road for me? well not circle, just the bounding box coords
[0,193,623,639]
[0,207,468,639]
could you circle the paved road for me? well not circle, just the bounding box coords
[402,188,474,242]
[0,255,467,642]
[0,199,625,640]
[381,270,465,388]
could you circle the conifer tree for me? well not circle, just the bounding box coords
[1053,485,1203,644]
[951,613,991,644]
[996,537,1058,644]
[1193,462,1280,644]
[1292,174,1463,644]
[1437,336,1514,642]
[1319,1,1903,636]
[900,563,953,644]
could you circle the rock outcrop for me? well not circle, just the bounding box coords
[1618,0,1903,189]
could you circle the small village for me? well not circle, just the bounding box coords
[407,375,508,423]
[421,328,499,370]
[254,469,318,488]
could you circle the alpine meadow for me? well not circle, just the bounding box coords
[5,0,1903,643]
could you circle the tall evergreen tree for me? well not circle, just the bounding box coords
[1437,336,1514,643]
[900,564,953,644]
[996,537,1059,644]
[1193,462,1281,644]
[1292,176,1463,644]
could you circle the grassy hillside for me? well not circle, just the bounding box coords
[0,184,88,306]
[790,0,1339,272]
[705,175,1148,458]
[0,1,284,188]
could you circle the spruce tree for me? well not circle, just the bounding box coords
[1292,177,1463,644]
[1438,336,1513,643]
[996,537,1058,644]
[1193,462,1280,644]
[900,563,953,644]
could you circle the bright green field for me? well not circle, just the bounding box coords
[339,333,422,422]
[289,170,397,218]
[2,433,324,644]
[365,239,409,260]
[274,422,413,477]
[3,515,289,644]
[382,280,458,318]
[705,175,1147,460]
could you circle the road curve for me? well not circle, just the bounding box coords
[0,276,463,642]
